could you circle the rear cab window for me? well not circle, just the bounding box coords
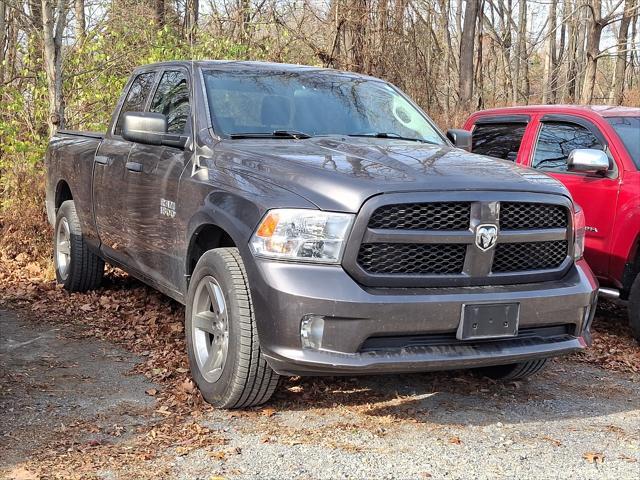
[471,116,529,161]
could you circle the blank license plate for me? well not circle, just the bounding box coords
[457,303,520,340]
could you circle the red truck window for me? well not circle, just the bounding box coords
[471,122,527,161]
[532,122,604,172]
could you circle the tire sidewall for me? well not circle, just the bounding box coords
[54,201,77,288]
[185,250,243,405]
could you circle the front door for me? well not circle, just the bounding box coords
[123,69,192,292]
[93,71,157,264]
[525,116,621,278]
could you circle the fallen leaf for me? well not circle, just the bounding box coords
[583,452,605,464]
[145,388,158,396]
[449,436,462,445]
[8,467,39,480]
[260,407,277,417]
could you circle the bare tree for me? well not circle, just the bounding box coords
[459,0,480,110]
[543,0,558,103]
[42,0,67,133]
[611,0,635,104]
[0,1,6,83]
[75,0,85,42]
[185,0,199,43]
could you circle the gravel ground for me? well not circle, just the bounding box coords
[1,308,639,479]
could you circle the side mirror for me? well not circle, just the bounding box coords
[122,112,189,149]
[567,149,609,174]
[122,112,167,145]
[446,129,472,152]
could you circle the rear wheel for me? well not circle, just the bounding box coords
[185,248,279,408]
[475,359,547,380]
[54,200,104,292]
[628,273,640,341]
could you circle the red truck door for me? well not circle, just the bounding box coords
[522,114,621,278]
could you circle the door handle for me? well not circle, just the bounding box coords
[126,161,143,172]
[95,156,110,166]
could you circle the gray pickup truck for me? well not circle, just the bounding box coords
[45,61,598,408]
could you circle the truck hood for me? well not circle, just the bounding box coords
[215,137,570,212]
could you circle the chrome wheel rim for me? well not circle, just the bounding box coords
[55,217,71,281]
[191,275,229,383]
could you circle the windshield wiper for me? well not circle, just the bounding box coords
[348,132,435,144]
[230,130,312,139]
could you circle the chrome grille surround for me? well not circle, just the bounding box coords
[342,192,574,288]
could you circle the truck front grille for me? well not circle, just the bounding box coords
[344,195,573,287]
[492,241,569,272]
[500,202,568,229]
[368,202,470,230]
[357,243,466,274]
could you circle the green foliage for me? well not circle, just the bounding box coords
[0,12,253,212]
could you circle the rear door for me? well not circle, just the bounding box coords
[123,68,192,292]
[93,70,157,264]
[468,115,532,164]
[523,115,621,278]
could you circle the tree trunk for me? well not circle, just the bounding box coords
[0,1,6,83]
[574,0,588,99]
[42,0,67,134]
[610,0,634,104]
[185,0,199,43]
[154,0,164,27]
[543,0,558,103]
[580,0,603,104]
[512,0,527,104]
[458,0,479,111]
[74,0,85,42]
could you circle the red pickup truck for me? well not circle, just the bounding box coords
[463,106,640,340]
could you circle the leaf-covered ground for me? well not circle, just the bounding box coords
[1,245,639,479]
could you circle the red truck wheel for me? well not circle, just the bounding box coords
[628,274,640,342]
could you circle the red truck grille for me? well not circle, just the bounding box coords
[342,194,573,288]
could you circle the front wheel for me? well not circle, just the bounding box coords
[185,248,279,408]
[475,359,547,380]
[628,273,640,342]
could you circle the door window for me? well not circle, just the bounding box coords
[532,122,604,172]
[472,122,527,161]
[114,72,156,136]
[150,71,191,134]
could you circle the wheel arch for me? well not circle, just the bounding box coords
[55,179,73,210]
[186,223,238,281]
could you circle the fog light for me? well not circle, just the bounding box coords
[300,315,325,350]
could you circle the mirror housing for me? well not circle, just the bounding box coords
[446,129,472,152]
[567,149,609,174]
[122,112,188,149]
[122,112,166,145]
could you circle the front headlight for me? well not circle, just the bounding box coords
[249,209,355,263]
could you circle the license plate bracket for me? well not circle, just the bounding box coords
[457,303,520,341]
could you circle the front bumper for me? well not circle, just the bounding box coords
[247,256,598,376]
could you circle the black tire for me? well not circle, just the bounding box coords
[475,359,548,380]
[54,200,104,292]
[628,273,640,341]
[185,248,279,408]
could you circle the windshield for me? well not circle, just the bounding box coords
[607,117,640,169]
[202,69,445,144]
